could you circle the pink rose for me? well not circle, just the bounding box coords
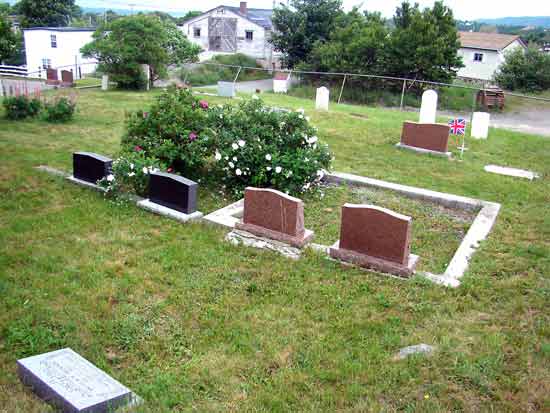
[142,111,148,119]
[167,167,173,173]
[189,132,197,141]
[135,145,142,151]
[199,100,209,109]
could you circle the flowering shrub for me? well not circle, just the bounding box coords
[209,97,332,195]
[2,95,42,120]
[43,96,77,122]
[98,150,166,197]
[122,87,213,178]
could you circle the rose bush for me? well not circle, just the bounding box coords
[121,87,332,196]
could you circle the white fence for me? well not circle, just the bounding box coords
[0,65,28,78]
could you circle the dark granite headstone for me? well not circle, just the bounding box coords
[148,171,198,214]
[73,152,113,184]
[17,348,135,413]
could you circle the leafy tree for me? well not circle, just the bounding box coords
[271,0,343,68]
[16,0,82,27]
[388,1,463,83]
[0,12,19,64]
[495,47,550,92]
[0,2,12,14]
[81,15,200,89]
[304,9,389,74]
[177,11,202,25]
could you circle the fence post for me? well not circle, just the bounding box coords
[337,74,347,104]
[233,66,242,87]
[400,80,407,111]
[470,91,477,137]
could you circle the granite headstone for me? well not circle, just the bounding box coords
[235,187,314,248]
[148,171,198,214]
[73,152,113,184]
[17,348,136,413]
[61,70,74,86]
[400,121,451,153]
[330,204,419,277]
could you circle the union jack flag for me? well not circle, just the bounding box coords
[448,118,466,135]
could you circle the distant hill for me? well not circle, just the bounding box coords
[477,17,550,28]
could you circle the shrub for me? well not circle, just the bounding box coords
[122,87,213,178]
[43,96,77,122]
[208,97,332,195]
[2,95,41,120]
[98,150,166,197]
[495,47,550,92]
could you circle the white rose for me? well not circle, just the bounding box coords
[308,136,318,144]
[128,172,135,177]
[232,156,238,161]
[305,116,310,122]
[275,166,282,174]
[235,168,242,176]
[238,140,245,147]
[297,108,305,114]
[266,166,272,171]
[232,143,239,150]
[130,163,134,169]
[229,161,235,169]
[215,151,222,161]
[142,167,148,174]
[106,174,114,182]
[252,94,259,100]
[225,156,229,160]
[265,154,272,161]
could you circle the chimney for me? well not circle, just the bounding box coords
[240,1,247,15]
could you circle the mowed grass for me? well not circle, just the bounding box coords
[0,88,549,412]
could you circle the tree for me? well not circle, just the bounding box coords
[271,0,343,68]
[16,0,82,28]
[305,9,389,74]
[176,11,202,25]
[81,15,200,89]
[495,47,550,92]
[0,12,19,64]
[388,1,463,83]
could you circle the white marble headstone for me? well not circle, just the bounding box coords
[101,75,109,91]
[419,89,438,124]
[315,86,330,111]
[218,81,236,97]
[17,348,135,413]
[471,112,490,139]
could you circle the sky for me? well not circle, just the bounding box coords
[71,0,550,20]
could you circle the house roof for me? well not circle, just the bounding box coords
[23,27,96,32]
[181,5,274,30]
[459,31,525,51]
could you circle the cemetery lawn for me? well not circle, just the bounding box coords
[1,89,549,412]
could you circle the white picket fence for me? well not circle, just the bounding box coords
[0,65,28,78]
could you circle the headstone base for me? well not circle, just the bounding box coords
[137,199,203,223]
[484,165,540,180]
[226,229,302,260]
[395,143,452,158]
[67,176,107,192]
[235,222,314,248]
[329,241,419,277]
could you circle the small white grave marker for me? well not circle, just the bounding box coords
[17,348,139,412]
[471,112,490,139]
[315,86,330,111]
[484,165,540,180]
[101,75,109,91]
[419,90,438,124]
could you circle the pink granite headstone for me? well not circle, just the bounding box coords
[235,187,314,248]
[330,204,419,277]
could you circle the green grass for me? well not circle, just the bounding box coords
[0,88,549,412]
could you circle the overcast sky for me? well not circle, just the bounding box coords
[78,0,550,20]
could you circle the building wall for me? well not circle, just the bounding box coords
[457,40,525,81]
[181,7,272,60]
[24,29,97,79]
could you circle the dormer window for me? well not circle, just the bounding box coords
[50,34,57,48]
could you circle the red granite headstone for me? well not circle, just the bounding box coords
[235,187,314,248]
[330,204,419,277]
[400,121,450,153]
[61,70,74,86]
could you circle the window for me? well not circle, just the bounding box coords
[42,58,52,69]
[473,52,484,62]
[193,27,201,37]
[245,30,253,41]
[50,34,57,48]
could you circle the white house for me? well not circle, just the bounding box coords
[457,32,527,81]
[23,27,97,79]
[179,2,279,67]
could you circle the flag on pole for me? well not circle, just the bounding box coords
[448,118,466,135]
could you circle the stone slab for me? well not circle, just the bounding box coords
[137,199,203,223]
[396,143,452,158]
[67,176,107,192]
[393,344,436,360]
[400,121,451,153]
[226,229,302,260]
[235,222,314,248]
[484,164,540,180]
[17,348,137,413]
[329,241,419,278]
[203,199,244,228]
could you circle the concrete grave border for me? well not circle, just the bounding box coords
[324,172,501,287]
[395,143,452,158]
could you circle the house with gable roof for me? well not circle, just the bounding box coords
[179,2,280,67]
